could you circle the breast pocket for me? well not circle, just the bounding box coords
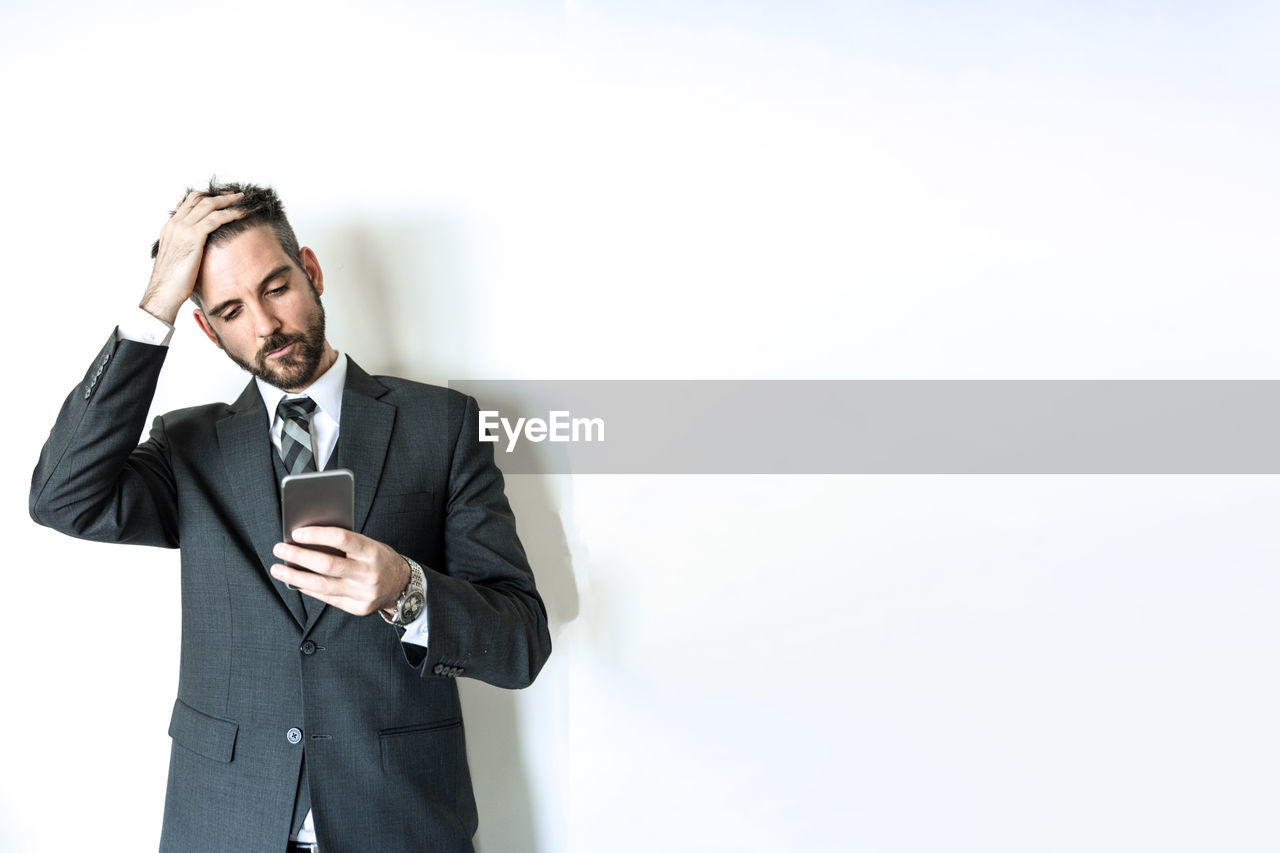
[365,488,441,556]
[372,489,434,517]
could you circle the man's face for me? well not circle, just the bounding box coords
[193,225,332,392]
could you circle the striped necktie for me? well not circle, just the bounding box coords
[277,397,318,474]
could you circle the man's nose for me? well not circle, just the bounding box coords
[252,306,281,337]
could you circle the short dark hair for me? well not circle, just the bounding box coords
[150,178,302,272]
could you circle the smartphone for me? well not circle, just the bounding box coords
[281,469,355,563]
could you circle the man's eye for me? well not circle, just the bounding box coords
[222,309,240,321]
[268,285,287,296]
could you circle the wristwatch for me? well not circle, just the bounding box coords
[382,554,426,626]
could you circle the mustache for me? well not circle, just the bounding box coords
[257,332,306,361]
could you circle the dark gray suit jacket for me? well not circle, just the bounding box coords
[30,334,551,853]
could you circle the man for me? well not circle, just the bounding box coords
[29,182,551,853]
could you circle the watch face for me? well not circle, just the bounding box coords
[401,591,426,623]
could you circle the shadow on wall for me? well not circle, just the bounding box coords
[0,800,27,853]
[466,473,579,853]
[314,217,580,853]
[312,215,480,386]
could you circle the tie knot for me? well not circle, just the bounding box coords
[277,396,317,422]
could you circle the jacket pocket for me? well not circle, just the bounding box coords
[378,718,463,771]
[168,698,238,763]
[378,717,475,834]
[371,489,435,517]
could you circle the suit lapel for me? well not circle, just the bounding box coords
[338,358,395,537]
[298,359,393,635]
[217,381,309,628]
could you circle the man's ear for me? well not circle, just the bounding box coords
[299,247,324,296]
[192,308,223,350]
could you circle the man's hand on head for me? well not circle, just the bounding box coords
[140,190,246,325]
[270,528,413,618]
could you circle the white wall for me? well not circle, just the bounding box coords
[3,2,1280,851]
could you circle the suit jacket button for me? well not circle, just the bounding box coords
[286,727,303,744]
[300,641,317,655]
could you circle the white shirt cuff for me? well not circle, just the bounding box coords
[117,307,175,347]
[399,576,430,648]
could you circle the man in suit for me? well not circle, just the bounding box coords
[29,182,552,853]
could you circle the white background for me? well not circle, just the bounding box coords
[3,2,1280,851]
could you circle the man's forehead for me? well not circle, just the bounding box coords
[197,225,295,296]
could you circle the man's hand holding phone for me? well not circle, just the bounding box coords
[271,527,411,618]
[273,469,410,617]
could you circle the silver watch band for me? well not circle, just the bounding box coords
[381,554,426,625]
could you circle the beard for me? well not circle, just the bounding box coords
[223,294,329,391]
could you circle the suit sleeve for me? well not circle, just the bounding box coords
[29,333,179,548]
[410,393,552,690]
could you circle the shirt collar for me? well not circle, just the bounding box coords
[256,351,348,425]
